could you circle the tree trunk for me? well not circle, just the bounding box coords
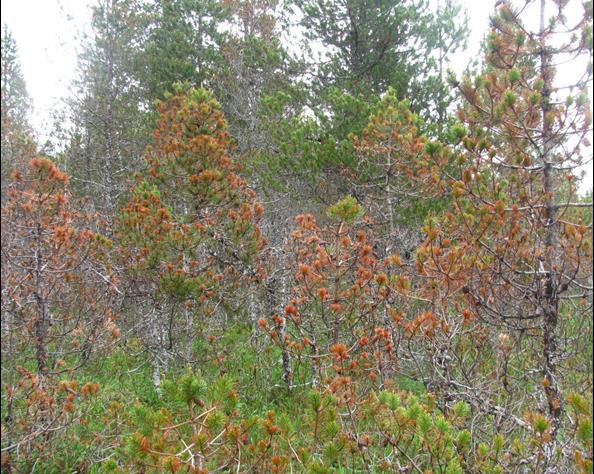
[539,0,562,436]
[34,223,48,385]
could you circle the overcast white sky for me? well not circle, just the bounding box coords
[1,0,92,136]
[1,0,592,191]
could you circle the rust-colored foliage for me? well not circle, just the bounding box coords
[351,91,448,201]
[1,158,118,376]
[348,89,451,254]
[120,86,265,291]
[409,0,593,465]
[118,86,266,380]
[1,157,112,465]
[273,198,414,391]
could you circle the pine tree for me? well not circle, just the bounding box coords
[350,89,451,255]
[1,158,113,467]
[413,0,592,468]
[119,86,266,388]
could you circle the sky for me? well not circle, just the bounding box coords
[1,0,92,138]
[1,0,592,191]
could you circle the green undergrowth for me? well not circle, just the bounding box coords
[2,323,592,473]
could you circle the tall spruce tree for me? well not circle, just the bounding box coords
[139,0,227,102]
[1,26,35,192]
[295,0,468,120]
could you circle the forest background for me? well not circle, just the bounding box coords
[1,0,593,472]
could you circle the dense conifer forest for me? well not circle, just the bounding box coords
[1,0,593,472]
